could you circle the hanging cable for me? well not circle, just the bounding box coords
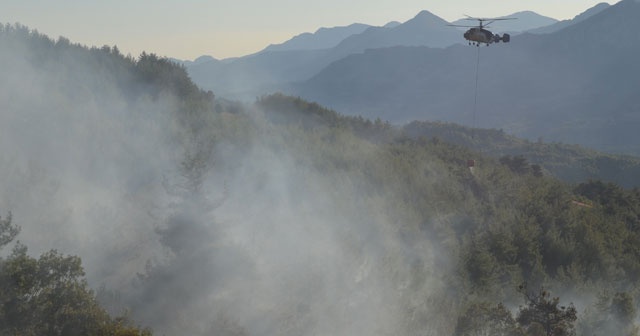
[467,46,482,173]
[472,45,481,140]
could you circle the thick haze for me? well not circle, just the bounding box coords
[0,29,453,335]
[0,34,180,286]
[2,0,619,59]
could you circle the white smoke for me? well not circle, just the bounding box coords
[0,31,179,286]
[1,28,452,335]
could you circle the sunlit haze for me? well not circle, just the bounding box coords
[1,0,618,60]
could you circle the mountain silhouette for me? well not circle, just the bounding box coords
[528,2,610,34]
[262,23,372,52]
[332,10,460,53]
[186,10,463,99]
[186,9,572,101]
[450,11,558,34]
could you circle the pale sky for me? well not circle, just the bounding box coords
[1,0,618,60]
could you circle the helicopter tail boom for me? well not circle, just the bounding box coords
[495,33,510,43]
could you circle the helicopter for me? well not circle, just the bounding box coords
[450,16,516,46]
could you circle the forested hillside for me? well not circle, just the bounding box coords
[2,24,640,336]
[404,121,640,189]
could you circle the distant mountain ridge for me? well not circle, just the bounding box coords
[185,7,572,101]
[450,11,558,33]
[262,23,371,52]
[173,55,219,67]
[332,10,460,51]
[528,2,610,34]
[292,0,640,155]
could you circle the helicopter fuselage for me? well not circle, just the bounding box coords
[463,27,510,46]
[449,17,514,46]
[464,27,494,44]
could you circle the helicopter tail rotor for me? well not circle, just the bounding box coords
[492,33,511,43]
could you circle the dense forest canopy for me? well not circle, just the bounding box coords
[0,214,152,335]
[2,23,640,335]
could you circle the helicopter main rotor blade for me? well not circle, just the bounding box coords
[462,16,517,21]
[447,24,479,28]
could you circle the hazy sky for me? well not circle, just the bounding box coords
[2,0,618,60]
